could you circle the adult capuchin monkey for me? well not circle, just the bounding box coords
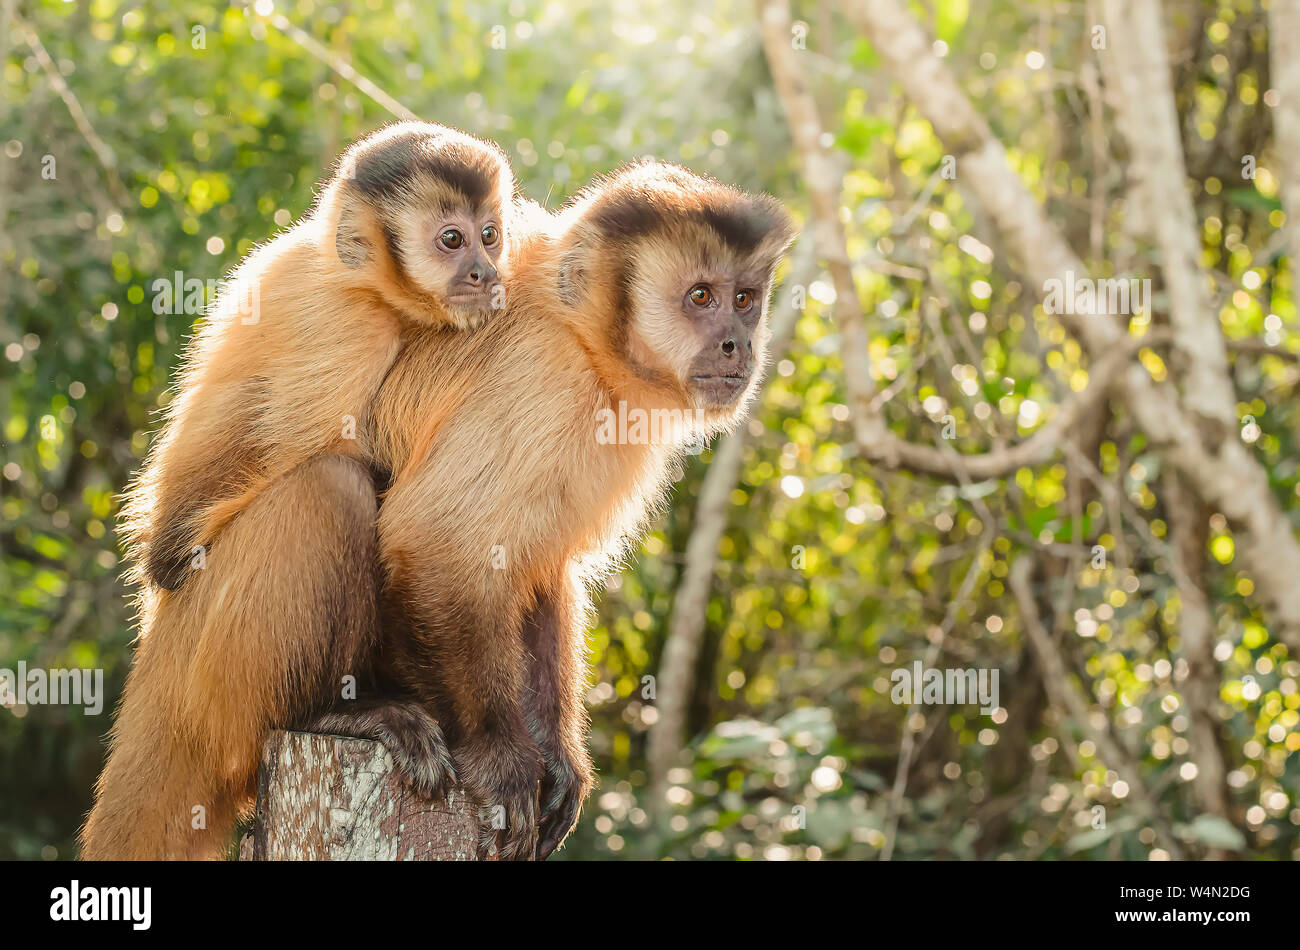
[368,161,796,859]
[80,121,523,859]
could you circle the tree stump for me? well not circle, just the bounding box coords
[242,730,480,860]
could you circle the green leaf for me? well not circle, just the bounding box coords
[1225,188,1281,215]
[1065,814,1142,854]
[1180,814,1247,851]
[837,116,891,157]
[849,38,878,69]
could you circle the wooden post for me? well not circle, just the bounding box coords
[241,730,480,860]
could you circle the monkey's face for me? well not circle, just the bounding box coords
[678,273,767,408]
[399,203,506,324]
[562,160,796,431]
[642,263,769,411]
[623,236,780,423]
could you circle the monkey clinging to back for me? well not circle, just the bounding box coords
[80,121,522,859]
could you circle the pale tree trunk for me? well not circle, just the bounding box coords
[1162,472,1236,843]
[1103,0,1237,427]
[756,0,888,453]
[243,731,480,861]
[1270,0,1300,269]
[1102,5,1237,840]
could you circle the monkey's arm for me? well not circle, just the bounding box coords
[128,385,268,591]
[143,478,241,591]
[522,575,595,860]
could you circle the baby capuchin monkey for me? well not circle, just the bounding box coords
[136,120,516,595]
[80,121,521,860]
[369,162,796,859]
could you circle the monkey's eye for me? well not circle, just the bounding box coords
[688,284,714,308]
[439,228,465,250]
[735,290,754,310]
[481,224,499,247]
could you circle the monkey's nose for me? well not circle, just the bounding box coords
[721,338,737,357]
[466,260,497,287]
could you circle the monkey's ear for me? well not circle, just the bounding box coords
[556,245,589,307]
[334,189,373,269]
[756,197,799,263]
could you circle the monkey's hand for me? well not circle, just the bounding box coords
[455,735,543,861]
[305,699,456,801]
[536,742,593,860]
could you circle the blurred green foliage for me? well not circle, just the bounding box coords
[2,0,1297,861]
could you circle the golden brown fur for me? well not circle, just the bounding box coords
[81,121,519,859]
[369,161,796,859]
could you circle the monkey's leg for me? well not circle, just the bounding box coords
[381,569,543,861]
[302,698,456,800]
[522,576,595,860]
[82,454,384,859]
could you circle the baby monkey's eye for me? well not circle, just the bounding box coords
[481,224,499,247]
[439,228,464,250]
[735,290,754,310]
[688,284,714,307]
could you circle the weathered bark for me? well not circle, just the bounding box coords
[243,730,480,861]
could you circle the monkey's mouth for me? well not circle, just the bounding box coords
[691,373,749,405]
[447,290,495,307]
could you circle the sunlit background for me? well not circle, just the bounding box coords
[3,0,1298,860]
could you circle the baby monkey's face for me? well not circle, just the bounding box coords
[388,193,508,328]
[421,203,505,322]
[335,120,518,331]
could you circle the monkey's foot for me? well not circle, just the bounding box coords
[455,739,542,861]
[305,699,456,801]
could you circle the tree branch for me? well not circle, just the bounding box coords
[1103,0,1236,425]
[1162,471,1237,845]
[13,14,130,210]
[265,13,417,122]
[860,331,1163,481]
[756,0,888,455]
